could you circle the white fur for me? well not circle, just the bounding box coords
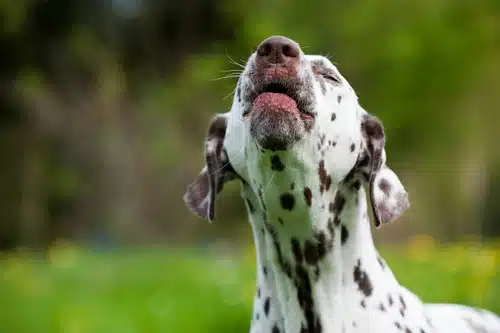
[194,40,500,333]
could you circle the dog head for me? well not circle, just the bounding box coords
[184,36,409,227]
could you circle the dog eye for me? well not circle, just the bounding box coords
[322,73,341,84]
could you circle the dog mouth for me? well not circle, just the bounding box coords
[245,80,314,119]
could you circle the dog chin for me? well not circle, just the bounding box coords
[249,109,303,151]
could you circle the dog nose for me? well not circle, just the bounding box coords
[256,36,300,65]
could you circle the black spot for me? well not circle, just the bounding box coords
[237,86,241,102]
[291,182,295,190]
[318,160,332,193]
[379,178,391,195]
[388,294,394,306]
[419,329,426,333]
[399,295,407,310]
[294,266,321,333]
[337,95,342,103]
[353,259,373,297]
[360,299,366,308]
[394,322,402,330]
[271,155,286,171]
[319,133,326,146]
[327,218,335,240]
[278,217,284,226]
[404,328,412,333]
[329,192,345,214]
[314,232,327,259]
[245,198,255,213]
[400,308,405,317]
[280,193,295,210]
[334,215,341,226]
[378,303,386,312]
[272,324,280,333]
[331,141,337,147]
[356,152,370,168]
[263,266,267,276]
[341,225,349,245]
[256,313,260,320]
[350,143,355,152]
[257,287,261,298]
[331,113,336,121]
[304,187,313,207]
[352,181,361,190]
[263,297,271,316]
[377,255,386,270]
[291,238,303,263]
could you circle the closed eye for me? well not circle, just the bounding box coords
[322,73,341,84]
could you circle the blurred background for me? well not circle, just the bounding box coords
[0,0,499,332]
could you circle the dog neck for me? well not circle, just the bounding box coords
[243,175,391,333]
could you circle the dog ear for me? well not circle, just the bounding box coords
[183,113,238,222]
[358,113,410,227]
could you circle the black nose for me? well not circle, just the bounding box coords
[256,36,300,65]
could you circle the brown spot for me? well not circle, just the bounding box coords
[362,115,384,140]
[379,178,391,195]
[304,187,313,207]
[318,160,331,193]
[304,240,319,265]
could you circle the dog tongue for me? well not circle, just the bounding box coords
[252,92,298,115]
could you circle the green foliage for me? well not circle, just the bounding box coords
[0,241,498,333]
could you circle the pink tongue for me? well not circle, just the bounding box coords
[252,92,298,114]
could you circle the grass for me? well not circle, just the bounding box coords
[0,238,499,333]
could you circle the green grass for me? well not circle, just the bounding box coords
[0,240,499,333]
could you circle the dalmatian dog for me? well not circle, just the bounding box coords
[183,36,500,333]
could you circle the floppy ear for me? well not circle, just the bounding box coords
[358,113,410,227]
[183,113,238,222]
